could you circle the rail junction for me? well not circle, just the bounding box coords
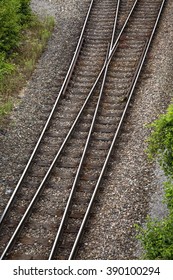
[0,0,166,259]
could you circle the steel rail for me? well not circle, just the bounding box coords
[0,58,107,260]
[68,0,166,260]
[110,0,121,51]
[48,46,110,260]
[48,0,121,260]
[0,0,138,260]
[0,0,94,226]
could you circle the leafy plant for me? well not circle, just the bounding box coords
[136,184,173,259]
[137,103,173,259]
[0,100,13,116]
[147,103,173,177]
[0,8,54,121]
[19,0,32,23]
[0,53,15,81]
[0,0,21,52]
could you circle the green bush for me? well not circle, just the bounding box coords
[19,0,32,24]
[147,103,173,177]
[137,181,173,260]
[164,181,173,214]
[0,53,15,81]
[0,0,32,87]
[0,5,54,120]
[137,102,173,259]
[0,0,31,53]
[0,0,21,52]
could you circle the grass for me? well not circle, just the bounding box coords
[0,100,13,117]
[0,14,54,122]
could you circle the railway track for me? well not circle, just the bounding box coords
[0,0,166,259]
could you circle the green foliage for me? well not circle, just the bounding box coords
[137,104,173,259]
[137,182,173,259]
[0,100,13,116]
[137,217,173,259]
[0,53,15,81]
[0,10,54,121]
[19,0,32,24]
[0,0,31,53]
[164,181,173,214]
[147,103,173,177]
[0,0,21,52]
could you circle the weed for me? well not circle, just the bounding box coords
[137,103,173,259]
[0,12,54,121]
[0,100,13,117]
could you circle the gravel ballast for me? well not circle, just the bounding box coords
[0,0,91,213]
[0,0,173,259]
[77,0,173,259]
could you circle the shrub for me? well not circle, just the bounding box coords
[0,0,21,52]
[0,0,32,53]
[0,8,54,120]
[0,53,15,81]
[137,181,173,260]
[0,100,13,117]
[147,103,173,178]
[137,102,173,259]
[19,0,32,24]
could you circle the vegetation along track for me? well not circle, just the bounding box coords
[0,0,166,259]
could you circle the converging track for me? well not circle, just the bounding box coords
[0,0,166,259]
